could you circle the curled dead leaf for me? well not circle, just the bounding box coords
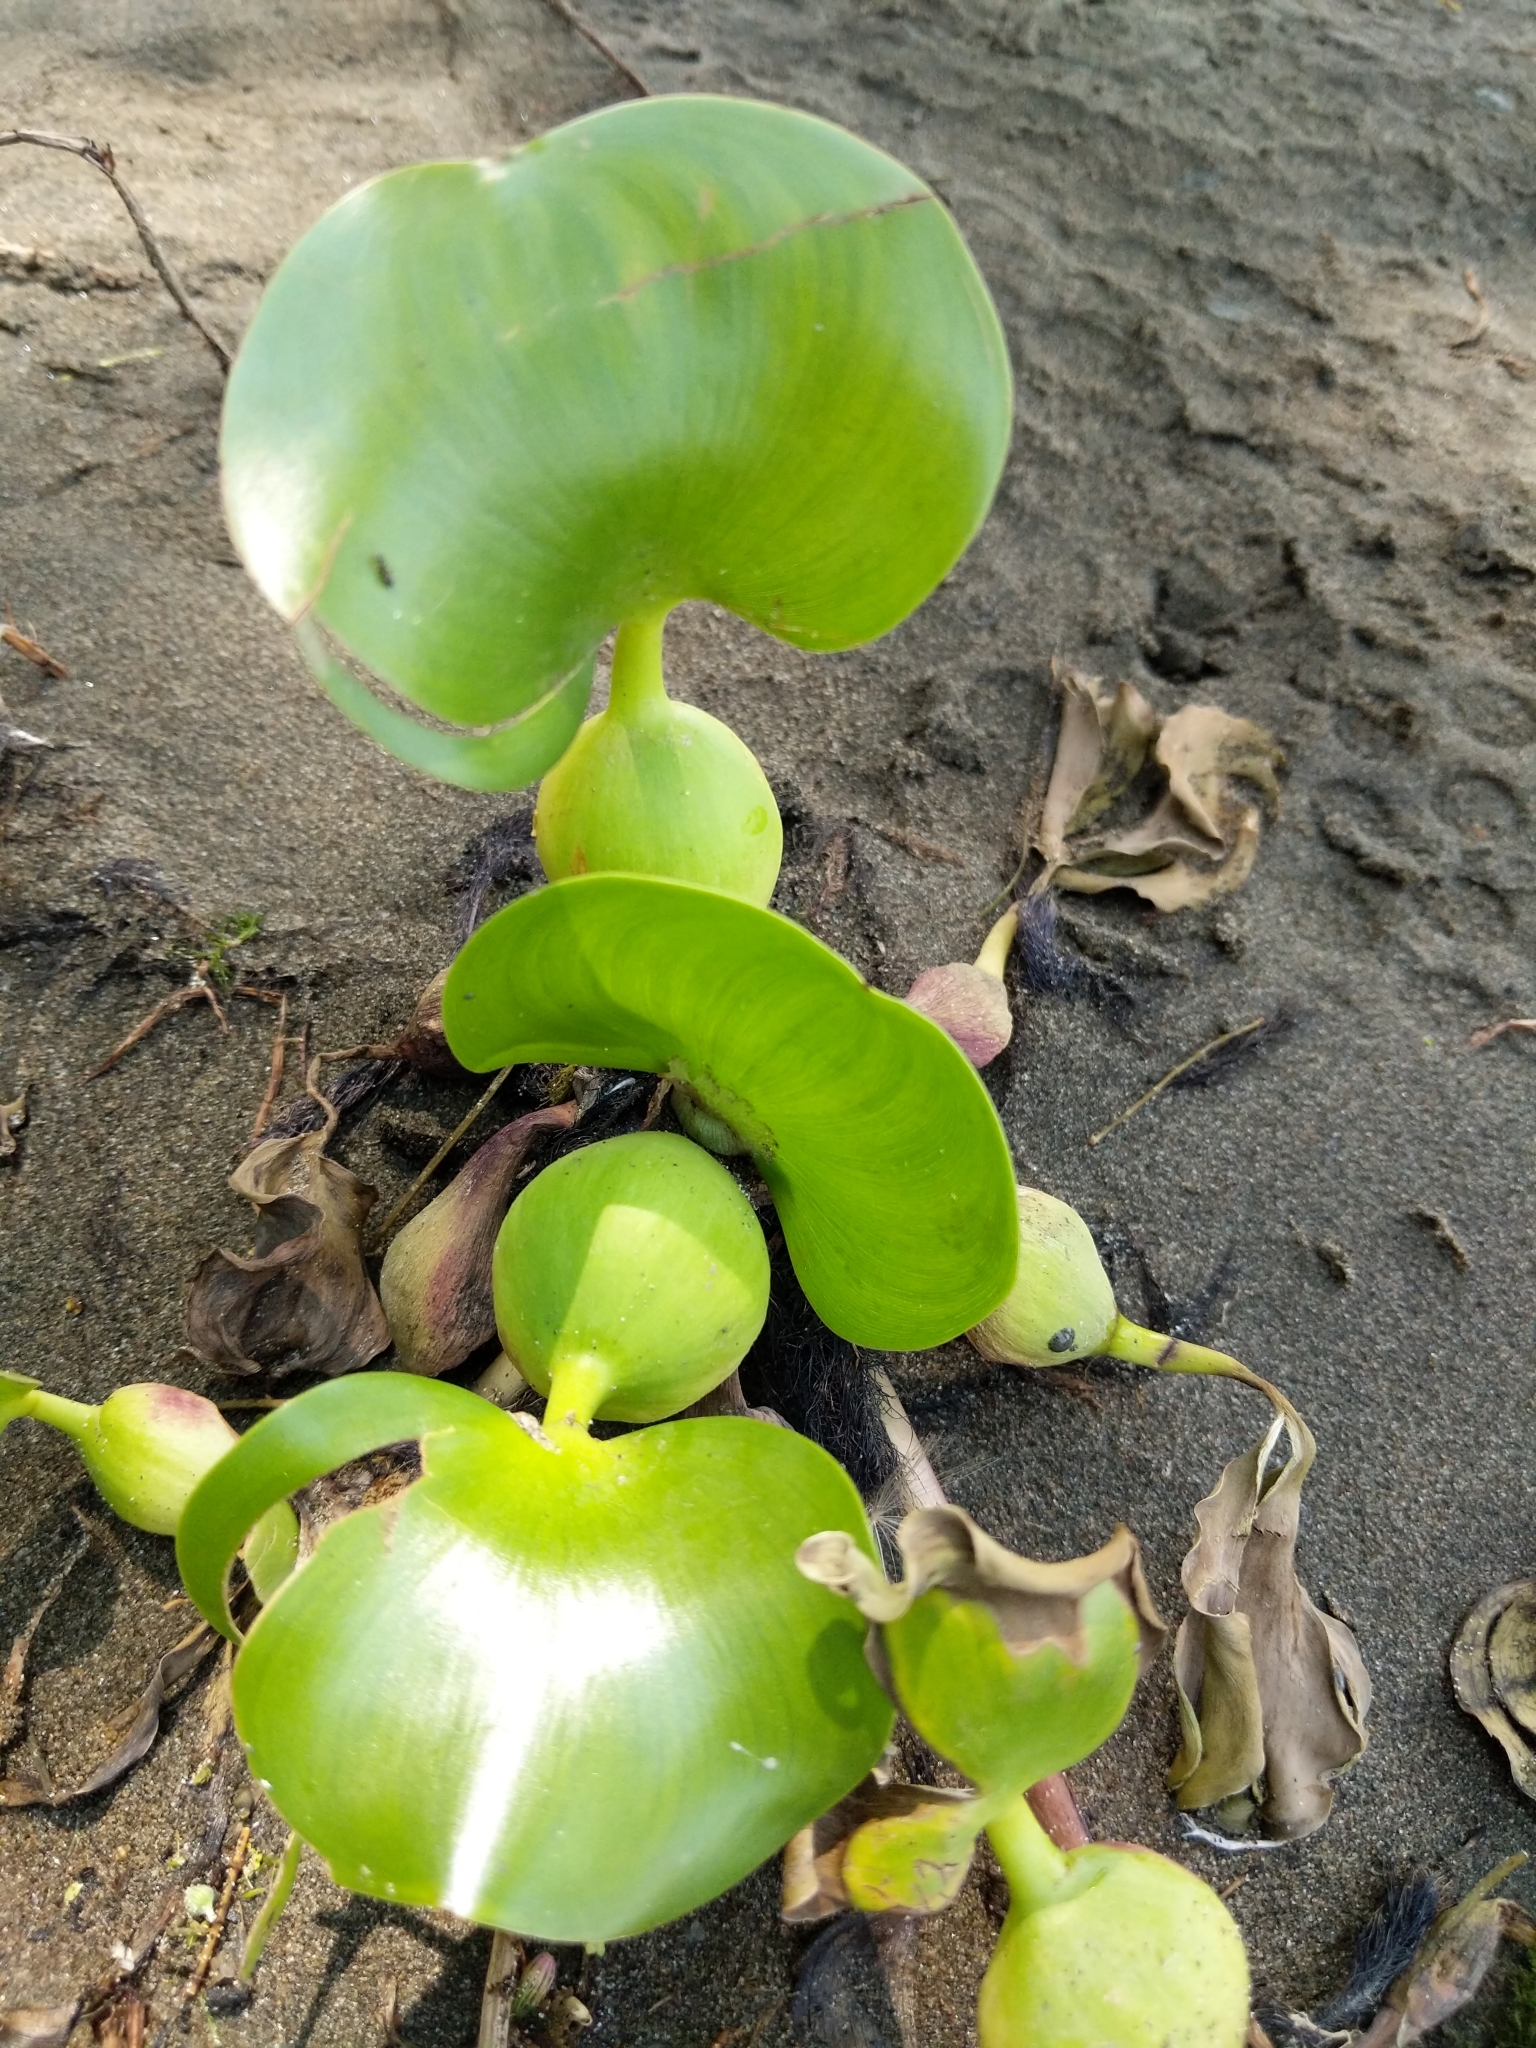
[1170,1401,1370,1838]
[800,1506,1165,1670]
[1450,1579,1536,1800]
[1033,660,1283,911]
[186,1129,389,1376]
[1036,661,1159,871]
[1379,1855,1536,2045]
[378,1102,579,1376]
[0,1624,217,1809]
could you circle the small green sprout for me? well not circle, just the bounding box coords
[0,1370,295,1598]
[176,909,264,991]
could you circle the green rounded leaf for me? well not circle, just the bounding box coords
[178,1375,891,1941]
[444,875,1019,1348]
[495,1131,770,1423]
[886,1578,1144,1796]
[221,95,1011,787]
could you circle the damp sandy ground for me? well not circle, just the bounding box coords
[2,2,1535,2042]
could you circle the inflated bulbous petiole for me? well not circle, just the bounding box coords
[2,1371,296,1599]
[967,1184,1301,1422]
[904,904,1018,1068]
[534,610,783,907]
[978,1794,1249,2048]
[493,1130,771,1425]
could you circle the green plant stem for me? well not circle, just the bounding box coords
[606,611,670,722]
[985,1794,1069,1913]
[238,1828,302,1983]
[544,1356,609,1433]
[974,903,1018,980]
[1103,1316,1306,1441]
[22,1387,94,1441]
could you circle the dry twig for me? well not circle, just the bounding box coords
[0,130,232,370]
[250,993,291,1143]
[1469,1016,1536,1050]
[1450,266,1492,352]
[370,1065,514,1244]
[541,0,650,95]
[868,820,968,868]
[1087,1015,1269,1148]
[183,1823,252,2004]
[2,606,68,678]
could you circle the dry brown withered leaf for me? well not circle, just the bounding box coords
[1170,1399,1370,1837]
[1035,660,1158,871]
[0,1624,217,1809]
[0,1087,26,1162]
[1377,1855,1536,2044]
[0,2003,81,2048]
[800,1506,1165,1672]
[782,1773,978,1923]
[1033,660,1283,910]
[186,1127,389,1376]
[1450,1579,1536,1800]
[379,1101,578,1376]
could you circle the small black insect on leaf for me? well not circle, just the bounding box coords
[372,554,395,588]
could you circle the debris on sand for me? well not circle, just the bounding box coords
[186,1069,389,1377]
[1171,1395,1371,1840]
[1029,659,1284,912]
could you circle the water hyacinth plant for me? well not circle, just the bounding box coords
[177,1372,893,1939]
[219,92,1012,836]
[795,1508,1250,2046]
[4,73,1366,2040]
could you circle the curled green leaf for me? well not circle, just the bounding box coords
[178,1374,892,1940]
[444,874,1018,1350]
[222,96,1011,787]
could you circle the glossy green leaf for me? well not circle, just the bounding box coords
[221,95,1011,788]
[444,875,1019,1349]
[177,1375,891,1941]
